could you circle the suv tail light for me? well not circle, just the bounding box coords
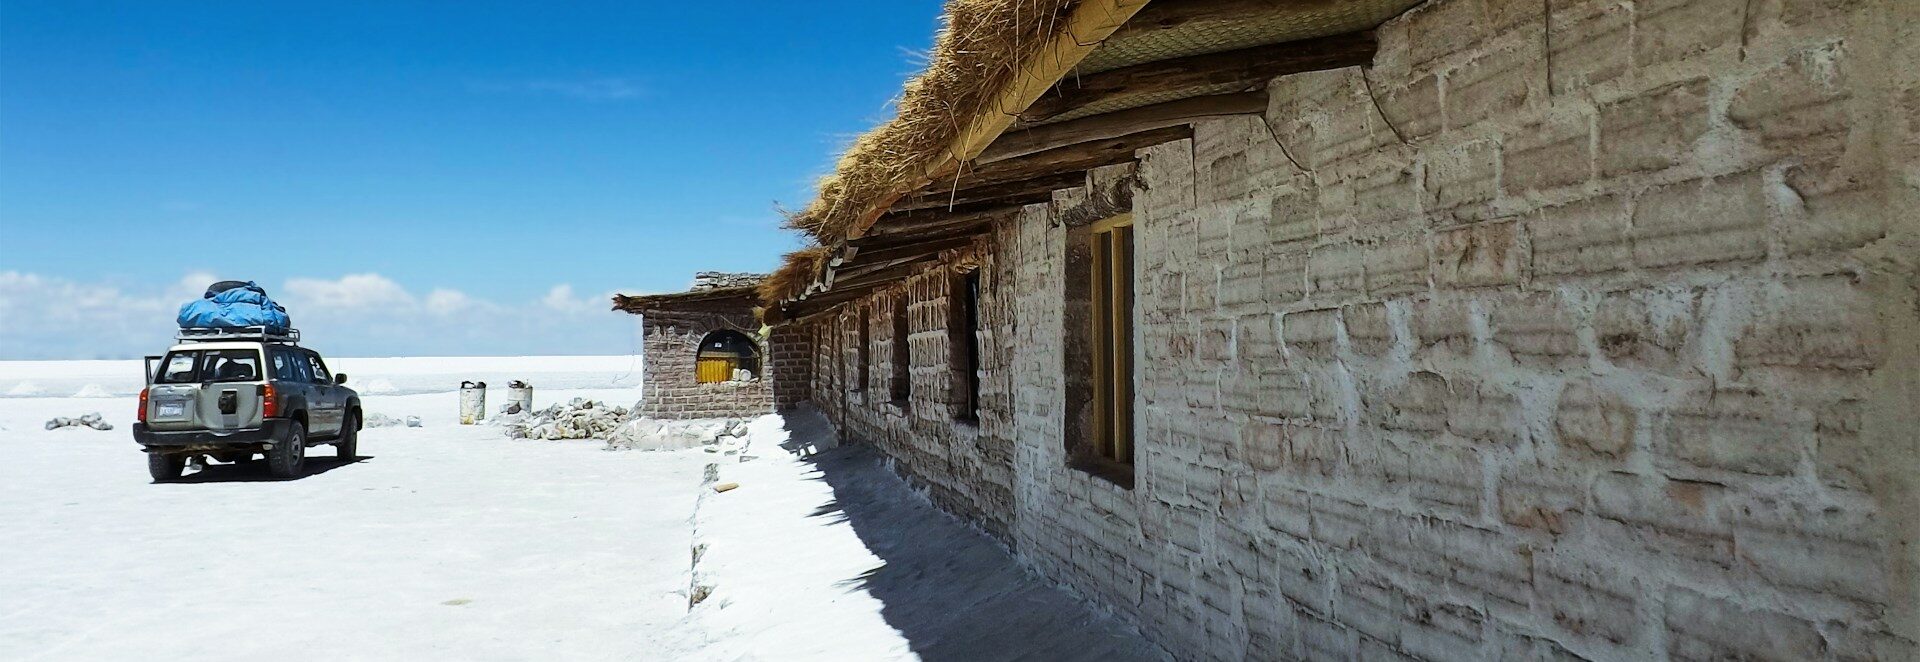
[138,388,149,423]
[258,383,277,418]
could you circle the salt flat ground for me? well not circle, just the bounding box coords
[0,357,1163,661]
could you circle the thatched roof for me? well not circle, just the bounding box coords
[612,284,761,314]
[767,0,1423,316]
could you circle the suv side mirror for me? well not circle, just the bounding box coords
[334,373,348,384]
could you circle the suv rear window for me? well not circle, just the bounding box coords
[154,349,265,384]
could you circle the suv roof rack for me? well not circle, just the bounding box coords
[176,326,301,344]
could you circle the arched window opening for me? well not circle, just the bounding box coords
[696,330,761,384]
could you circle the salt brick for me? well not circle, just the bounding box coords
[1406,0,1487,67]
[1365,236,1430,297]
[1432,220,1528,288]
[1341,302,1395,358]
[1726,493,1887,605]
[1728,45,1854,159]
[1547,0,1631,93]
[1633,0,1745,66]
[1598,78,1710,177]
[1734,275,1881,373]
[1282,308,1341,360]
[1268,186,1319,246]
[1448,45,1538,130]
[1591,472,1733,567]
[1631,172,1768,268]
[1378,74,1443,141]
[1425,140,1499,212]
[1593,288,1691,373]
[1503,112,1592,194]
[1660,386,1799,476]
[1412,296,1475,354]
[1487,291,1582,367]
[1554,379,1636,458]
[1535,552,1642,645]
[1448,380,1525,446]
[1348,159,1422,230]
[1372,371,1451,436]
[1264,250,1309,304]
[1664,587,1827,661]
[1520,191,1628,276]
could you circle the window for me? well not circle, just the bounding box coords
[271,349,300,381]
[157,352,201,384]
[305,352,333,385]
[857,307,871,396]
[951,270,981,422]
[1088,214,1135,469]
[155,349,264,384]
[890,292,911,403]
[696,330,761,383]
[289,350,314,383]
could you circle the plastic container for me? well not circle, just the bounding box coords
[459,381,487,425]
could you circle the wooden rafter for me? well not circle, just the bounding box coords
[1020,31,1377,123]
[892,170,1089,213]
[846,0,1153,241]
[981,92,1267,163]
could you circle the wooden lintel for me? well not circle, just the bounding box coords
[981,92,1267,164]
[1020,31,1376,123]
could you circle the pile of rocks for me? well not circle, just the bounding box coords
[45,413,112,431]
[689,271,765,291]
[606,417,752,452]
[364,413,421,428]
[500,398,633,441]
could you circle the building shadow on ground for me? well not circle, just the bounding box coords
[165,454,370,483]
[786,416,1167,662]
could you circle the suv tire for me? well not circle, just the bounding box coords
[268,421,307,479]
[148,453,185,482]
[337,412,358,460]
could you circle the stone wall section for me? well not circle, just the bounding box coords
[769,324,812,411]
[781,0,1919,659]
[637,308,772,420]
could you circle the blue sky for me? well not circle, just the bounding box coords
[0,1,944,358]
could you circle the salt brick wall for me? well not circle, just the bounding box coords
[637,308,772,420]
[785,0,1920,659]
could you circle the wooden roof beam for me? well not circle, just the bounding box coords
[892,170,1089,213]
[980,91,1267,164]
[1020,30,1376,124]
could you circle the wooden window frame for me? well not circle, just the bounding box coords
[890,291,911,405]
[1087,213,1135,474]
[856,307,871,398]
[951,270,982,423]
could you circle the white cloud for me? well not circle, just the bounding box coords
[424,288,474,316]
[0,271,641,359]
[541,284,599,314]
[283,273,416,310]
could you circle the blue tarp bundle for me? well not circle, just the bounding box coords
[176,281,292,332]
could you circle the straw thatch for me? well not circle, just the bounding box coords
[786,0,1083,244]
[759,245,832,305]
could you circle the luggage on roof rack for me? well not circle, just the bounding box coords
[175,326,301,344]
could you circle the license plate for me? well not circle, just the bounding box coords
[158,403,185,418]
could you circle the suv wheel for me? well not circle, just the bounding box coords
[268,421,307,479]
[337,412,359,460]
[147,453,185,482]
